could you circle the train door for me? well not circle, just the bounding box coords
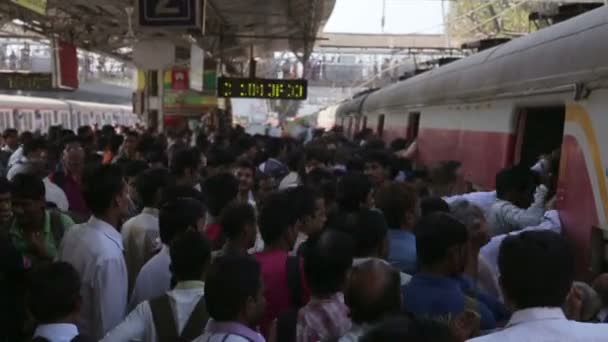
[362,116,368,130]
[514,106,565,169]
[407,112,421,141]
[377,114,385,137]
[346,116,353,138]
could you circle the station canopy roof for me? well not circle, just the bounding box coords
[0,0,336,62]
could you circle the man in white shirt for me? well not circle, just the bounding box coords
[129,198,206,310]
[57,165,131,340]
[102,230,211,342]
[468,231,608,342]
[28,262,92,342]
[444,191,497,220]
[122,168,171,293]
[488,166,548,236]
[7,138,47,181]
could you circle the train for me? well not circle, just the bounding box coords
[0,94,139,133]
[335,6,608,278]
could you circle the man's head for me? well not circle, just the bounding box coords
[122,131,139,157]
[159,198,206,245]
[23,138,47,164]
[285,186,323,236]
[27,262,82,324]
[499,231,574,310]
[336,172,373,212]
[303,146,328,174]
[123,160,149,203]
[345,259,402,325]
[0,177,12,226]
[204,173,239,218]
[3,128,18,150]
[169,230,211,283]
[170,148,202,187]
[220,202,257,251]
[205,256,265,328]
[450,199,490,248]
[304,230,355,297]
[234,160,256,195]
[363,150,392,187]
[420,197,450,218]
[333,209,389,260]
[258,191,299,250]
[83,164,129,220]
[136,168,171,209]
[415,213,468,276]
[360,316,457,342]
[10,173,45,226]
[375,182,419,230]
[495,165,537,208]
[61,136,85,177]
[255,174,276,206]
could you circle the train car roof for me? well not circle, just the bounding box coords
[362,6,608,112]
[66,100,132,112]
[0,94,69,108]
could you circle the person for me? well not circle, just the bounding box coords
[296,231,355,342]
[122,160,149,216]
[7,137,47,181]
[102,231,211,342]
[256,173,277,209]
[234,160,257,208]
[403,213,496,331]
[420,196,450,217]
[121,168,171,293]
[468,231,608,341]
[9,173,74,267]
[170,147,202,189]
[57,164,130,340]
[444,191,497,221]
[193,255,266,342]
[332,208,411,285]
[593,273,608,322]
[489,165,548,236]
[0,176,27,342]
[216,201,257,257]
[2,128,18,153]
[50,136,89,218]
[8,131,33,169]
[374,182,419,274]
[279,150,303,190]
[27,262,93,342]
[566,281,602,323]
[360,316,458,342]
[363,150,392,188]
[116,131,139,162]
[332,172,373,216]
[428,160,469,197]
[258,137,289,181]
[203,173,239,249]
[254,191,310,337]
[288,186,326,255]
[129,198,206,310]
[339,259,402,342]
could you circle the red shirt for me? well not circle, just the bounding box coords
[254,250,310,337]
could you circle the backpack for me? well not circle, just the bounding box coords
[275,256,304,342]
[150,294,209,342]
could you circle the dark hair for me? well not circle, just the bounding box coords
[363,150,392,168]
[83,164,125,216]
[59,135,82,152]
[0,177,10,194]
[495,165,536,200]
[304,230,355,297]
[285,186,317,223]
[414,213,468,266]
[123,160,149,179]
[499,231,574,309]
[3,128,17,138]
[19,131,34,145]
[170,231,211,282]
[136,168,171,207]
[332,209,388,258]
[375,182,418,228]
[77,126,92,137]
[220,202,256,240]
[162,185,206,204]
[125,130,140,140]
[27,262,81,323]
[303,146,329,165]
[360,316,457,342]
[203,173,239,217]
[303,168,337,206]
[205,255,262,321]
[23,137,47,157]
[390,138,409,151]
[420,197,450,217]
[159,198,205,244]
[430,161,462,186]
[258,191,296,245]
[346,261,402,324]
[235,160,256,174]
[11,173,45,200]
[336,172,372,212]
[170,148,201,176]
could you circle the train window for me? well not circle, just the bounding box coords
[70,112,79,130]
[377,114,385,137]
[40,110,53,133]
[515,106,565,170]
[362,116,368,130]
[0,109,10,131]
[408,112,421,140]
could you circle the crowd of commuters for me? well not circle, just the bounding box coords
[1,123,608,342]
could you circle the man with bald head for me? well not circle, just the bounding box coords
[340,259,402,342]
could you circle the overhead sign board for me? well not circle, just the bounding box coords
[0,72,53,91]
[217,77,308,100]
[11,0,47,15]
[189,45,204,92]
[138,0,200,28]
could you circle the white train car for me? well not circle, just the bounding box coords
[0,94,138,133]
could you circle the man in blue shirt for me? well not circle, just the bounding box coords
[374,181,419,275]
[403,213,497,331]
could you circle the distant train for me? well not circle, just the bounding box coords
[335,6,608,277]
[0,94,139,133]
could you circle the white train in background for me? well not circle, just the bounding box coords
[0,94,139,133]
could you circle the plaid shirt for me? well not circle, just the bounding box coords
[296,293,351,342]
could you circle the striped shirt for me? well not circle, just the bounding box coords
[296,293,351,342]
